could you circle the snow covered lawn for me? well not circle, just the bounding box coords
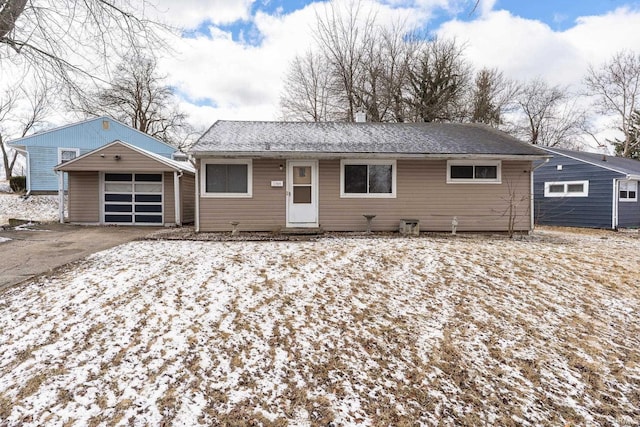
[0,193,60,226]
[1,231,639,426]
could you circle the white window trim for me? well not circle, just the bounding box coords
[58,147,80,164]
[544,180,589,197]
[446,160,502,184]
[619,180,638,202]
[201,159,253,198]
[340,159,397,198]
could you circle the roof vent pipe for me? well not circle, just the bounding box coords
[355,110,366,123]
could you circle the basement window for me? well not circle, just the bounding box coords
[619,180,638,202]
[447,160,501,184]
[544,180,589,197]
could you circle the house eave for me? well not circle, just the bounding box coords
[190,151,550,161]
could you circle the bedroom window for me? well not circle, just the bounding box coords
[340,159,396,198]
[544,180,589,197]
[619,180,638,202]
[447,160,501,183]
[202,159,252,197]
[58,148,80,164]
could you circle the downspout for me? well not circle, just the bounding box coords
[57,171,65,223]
[530,158,550,232]
[194,159,200,233]
[612,178,619,230]
[12,147,31,196]
[174,171,183,226]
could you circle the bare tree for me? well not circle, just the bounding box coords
[356,21,415,122]
[406,37,472,122]
[584,50,640,157]
[280,50,334,122]
[470,67,520,127]
[0,81,51,179]
[70,52,195,149]
[509,78,586,147]
[0,0,168,89]
[314,0,376,122]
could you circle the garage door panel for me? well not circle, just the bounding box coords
[103,173,163,225]
[105,173,133,181]
[135,215,163,223]
[135,205,162,213]
[135,174,162,182]
[105,214,133,223]
[105,194,132,202]
[135,194,161,203]
[105,204,133,213]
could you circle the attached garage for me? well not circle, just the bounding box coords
[55,141,195,226]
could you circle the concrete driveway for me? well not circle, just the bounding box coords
[0,223,157,292]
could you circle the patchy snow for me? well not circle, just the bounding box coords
[0,193,61,226]
[1,231,639,425]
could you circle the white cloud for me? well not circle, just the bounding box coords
[437,6,640,87]
[150,0,256,28]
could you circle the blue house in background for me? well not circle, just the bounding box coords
[534,147,640,229]
[8,116,178,193]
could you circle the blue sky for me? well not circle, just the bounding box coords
[150,0,640,148]
[187,0,640,45]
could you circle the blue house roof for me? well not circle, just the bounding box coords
[542,147,640,178]
[7,116,179,192]
[8,116,177,155]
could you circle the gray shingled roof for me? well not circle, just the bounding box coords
[190,121,548,158]
[543,147,640,177]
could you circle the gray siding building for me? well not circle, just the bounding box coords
[534,147,640,229]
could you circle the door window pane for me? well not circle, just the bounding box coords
[293,186,312,203]
[293,166,312,184]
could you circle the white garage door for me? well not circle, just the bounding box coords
[103,173,163,224]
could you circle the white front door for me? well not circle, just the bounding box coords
[287,160,318,227]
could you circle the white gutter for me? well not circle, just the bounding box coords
[530,158,550,232]
[174,171,182,226]
[612,179,619,230]
[194,161,200,233]
[190,152,551,161]
[58,171,64,223]
[12,146,31,195]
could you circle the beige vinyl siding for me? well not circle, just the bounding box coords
[181,174,196,224]
[60,144,171,172]
[198,159,286,231]
[319,159,531,232]
[67,171,100,223]
[197,158,532,233]
[163,172,175,225]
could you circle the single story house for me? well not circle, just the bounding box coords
[54,141,195,226]
[189,121,549,233]
[534,147,640,229]
[8,116,179,194]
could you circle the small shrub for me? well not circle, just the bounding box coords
[9,175,26,193]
